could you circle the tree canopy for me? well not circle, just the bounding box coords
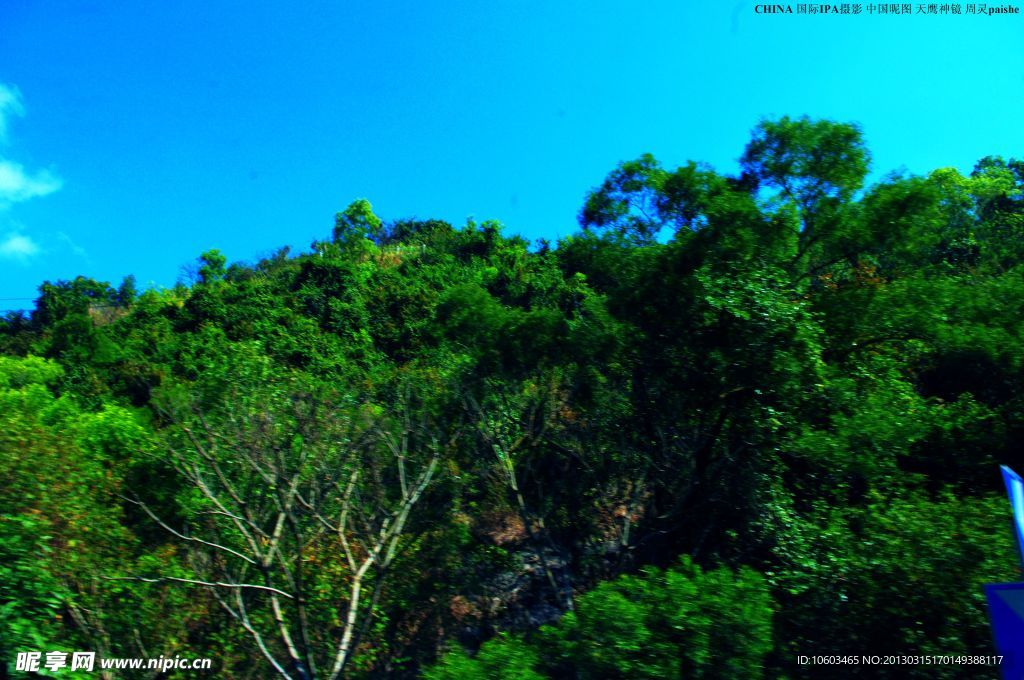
[1,117,1021,678]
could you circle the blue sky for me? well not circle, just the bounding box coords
[1,1,1022,308]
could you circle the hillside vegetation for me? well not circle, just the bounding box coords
[2,117,1022,678]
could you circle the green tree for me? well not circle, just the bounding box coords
[426,556,774,679]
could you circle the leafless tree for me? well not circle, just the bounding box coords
[119,383,448,679]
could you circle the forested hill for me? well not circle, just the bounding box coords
[2,117,1022,678]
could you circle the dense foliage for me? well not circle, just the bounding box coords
[2,117,1021,678]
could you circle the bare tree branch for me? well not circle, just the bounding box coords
[107,575,293,599]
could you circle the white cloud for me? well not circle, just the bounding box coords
[57,230,90,261]
[0,232,40,262]
[0,83,63,258]
[0,83,25,145]
[0,160,62,207]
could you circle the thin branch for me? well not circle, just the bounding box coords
[106,575,294,599]
[121,494,256,565]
